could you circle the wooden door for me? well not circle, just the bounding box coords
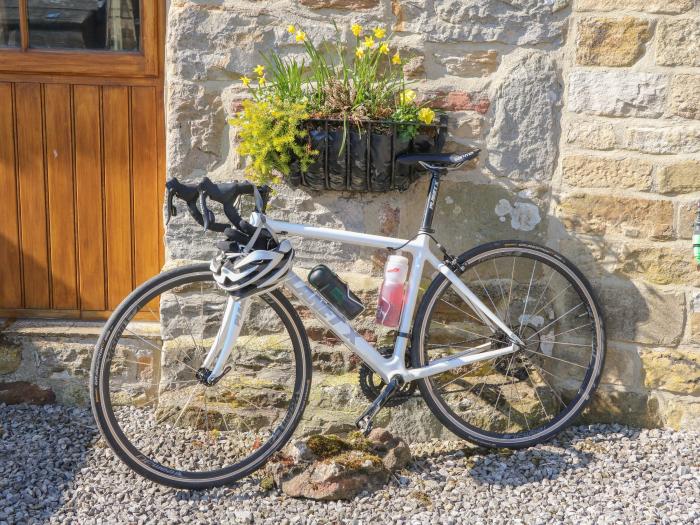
[0,1,165,319]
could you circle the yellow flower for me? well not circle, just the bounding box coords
[287,25,296,34]
[418,108,436,125]
[374,27,386,39]
[355,47,365,59]
[363,36,376,49]
[351,23,362,37]
[295,31,307,43]
[399,88,416,104]
[254,64,265,76]
[392,51,402,65]
[241,75,251,87]
[258,76,266,86]
[379,42,390,55]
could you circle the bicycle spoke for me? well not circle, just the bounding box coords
[521,348,588,369]
[517,260,537,336]
[525,302,584,341]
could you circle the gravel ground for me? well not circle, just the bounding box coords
[1,404,699,525]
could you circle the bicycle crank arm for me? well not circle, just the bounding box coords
[356,377,402,436]
[200,296,250,384]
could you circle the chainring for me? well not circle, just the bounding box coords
[358,346,417,407]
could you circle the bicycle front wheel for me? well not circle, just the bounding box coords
[412,241,605,448]
[90,263,312,489]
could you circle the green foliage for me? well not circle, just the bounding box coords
[229,98,317,186]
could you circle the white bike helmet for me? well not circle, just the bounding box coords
[211,239,294,296]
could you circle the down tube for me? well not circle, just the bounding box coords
[284,273,398,382]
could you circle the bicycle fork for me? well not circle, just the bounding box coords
[197,296,250,385]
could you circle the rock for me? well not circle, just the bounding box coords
[576,17,651,67]
[392,0,570,46]
[657,161,700,194]
[568,70,667,118]
[622,126,700,155]
[0,382,56,405]
[0,338,21,375]
[640,350,700,396]
[300,0,379,8]
[438,50,499,77]
[614,244,700,286]
[575,0,693,14]
[668,75,700,120]
[562,156,652,191]
[423,90,490,114]
[656,19,700,66]
[565,120,616,151]
[487,50,560,181]
[582,387,661,428]
[448,112,483,140]
[268,430,411,500]
[677,200,698,240]
[558,193,674,240]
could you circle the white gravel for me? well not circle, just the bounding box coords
[1,404,699,525]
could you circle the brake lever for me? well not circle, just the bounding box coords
[198,191,216,232]
[165,187,177,225]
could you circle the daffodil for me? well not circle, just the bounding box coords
[258,76,266,86]
[399,89,416,104]
[418,107,436,125]
[254,64,265,76]
[351,23,362,37]
[363,36,375,49]
[392,51,402,65]
[374,27,386,39]
[287,25,296,34]
[241,75,251,87]
[355,47,365,59]
[295,31,307,43]
[379,42,390,55]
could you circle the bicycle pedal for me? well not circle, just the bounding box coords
[354,377,400,437]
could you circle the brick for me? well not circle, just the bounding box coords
[559,194,674,240]
[568,70,666,118]
[576,17,651,67]
[440,50,499,77]
[658,161,700,194]
[575,0,694,14]
[424,91,490,114]
[656,19,700,67]
[669,75,700,120]
[565,121,616,150]
[562,156,652,191]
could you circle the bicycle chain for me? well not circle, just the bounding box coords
[358,346,418,407]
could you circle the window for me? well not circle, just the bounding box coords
[0,0,158,78]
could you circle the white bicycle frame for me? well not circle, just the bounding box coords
[202,216,524,385]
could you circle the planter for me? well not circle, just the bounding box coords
[288,115,448,192]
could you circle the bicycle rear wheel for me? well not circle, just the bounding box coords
[90,263,311,489]
[412,241,605,448]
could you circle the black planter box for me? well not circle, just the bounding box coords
[288,115,447,192]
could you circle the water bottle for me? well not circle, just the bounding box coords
[376,254,409,328]
[694,201,700,265]
[308,265,365,320]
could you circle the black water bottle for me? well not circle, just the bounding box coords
[308,265,365,320]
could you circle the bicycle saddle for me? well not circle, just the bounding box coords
[396,150,480,168]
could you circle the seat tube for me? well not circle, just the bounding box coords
[420,172,441,234]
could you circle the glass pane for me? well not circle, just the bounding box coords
[27,0,140,51]
[0,1,21,48]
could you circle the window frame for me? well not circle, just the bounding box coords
[0,0,158,78]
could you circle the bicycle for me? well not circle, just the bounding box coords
[90,150,606,489]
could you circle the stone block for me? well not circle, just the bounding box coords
[0,337,22,375]
[658,161,700,194]
[656,19,700,67]
[599,345,642,388]
[392,0,570,45]
[559,194,674,240]
[597,278,685,346]
[581,386,660,428]
[300,0,379,8]
[649,391,700,431]
[565,120,616,151]
[677,200,697,240]
[576,17,651,67]
[668,75,700,120]
[568,70,666,118]
[448,111,483,140]
[623,126,700,155]
[575,0,694,14]
[487,50,560,181]
[641,349,700,396]
[562,156,652,191]
[439,50,499,77]
[423,91,490,114]
[614,244,700,286]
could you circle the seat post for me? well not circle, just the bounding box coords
[420,170,443,234]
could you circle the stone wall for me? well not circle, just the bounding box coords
[4,0,690,434]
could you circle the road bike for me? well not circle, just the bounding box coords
[90,150,606,489]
